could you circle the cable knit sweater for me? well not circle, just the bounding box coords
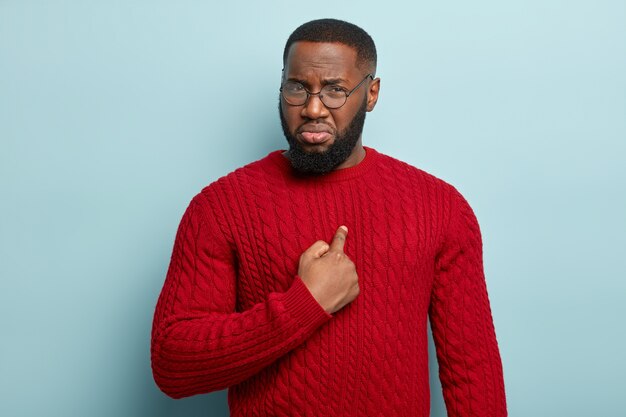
[150,146,507,417]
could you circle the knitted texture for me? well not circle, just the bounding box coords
[151,147,507,417]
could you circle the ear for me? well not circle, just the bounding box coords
[366,77,380,112]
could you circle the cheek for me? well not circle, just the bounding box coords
[334,99,365,132]
[330,113,349,133]
[281,105,306,133]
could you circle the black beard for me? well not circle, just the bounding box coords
[279,98,367,175]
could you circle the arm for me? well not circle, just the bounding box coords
[429,187,507,417]
[150,192,333,399]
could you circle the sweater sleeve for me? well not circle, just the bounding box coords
[150,192,333,399]
[429,187,507,417]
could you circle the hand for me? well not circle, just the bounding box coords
[298,226,360,314]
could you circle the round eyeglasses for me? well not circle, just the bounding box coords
[280,74,373,109]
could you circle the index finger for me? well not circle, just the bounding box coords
[329,225,348,252]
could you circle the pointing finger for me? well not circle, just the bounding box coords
[329,225,348,252]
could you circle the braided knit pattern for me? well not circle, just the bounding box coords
[150,147,507,416]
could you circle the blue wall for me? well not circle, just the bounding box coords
[1,1,624,416]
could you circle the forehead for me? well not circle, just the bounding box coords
[283,41,361,81]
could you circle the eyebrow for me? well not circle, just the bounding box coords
[287,77,350,87]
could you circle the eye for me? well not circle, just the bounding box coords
[322,85,347,99]
[283,82,304,92]
[328,85,346,93]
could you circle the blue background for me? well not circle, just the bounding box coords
[1,1,624,416]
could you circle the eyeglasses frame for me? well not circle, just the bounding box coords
[280,73,374,109]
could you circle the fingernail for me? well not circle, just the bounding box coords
[340,225,348,232]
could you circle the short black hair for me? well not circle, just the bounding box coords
[283,18,377,74]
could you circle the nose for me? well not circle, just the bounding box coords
[301,93,330,120]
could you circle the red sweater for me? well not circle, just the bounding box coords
[151,147,507,417]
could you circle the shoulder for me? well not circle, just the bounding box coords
[372,147,459,197]
[179,151,284,243]
[196,150,285,202]
[371,148,475,224]
[374,150,482,249]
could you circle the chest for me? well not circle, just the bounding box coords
[229,180,439,310]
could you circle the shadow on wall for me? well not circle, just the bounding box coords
[149,391,229,417]
[428,322,448,417]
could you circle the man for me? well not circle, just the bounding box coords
[151,18,507,417]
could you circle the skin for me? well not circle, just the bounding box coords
[281,41,381,314]
[298,226,358,314]
[281,41,380,170]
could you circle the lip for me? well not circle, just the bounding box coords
[298,123,333,134]
[297,124,334,145]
